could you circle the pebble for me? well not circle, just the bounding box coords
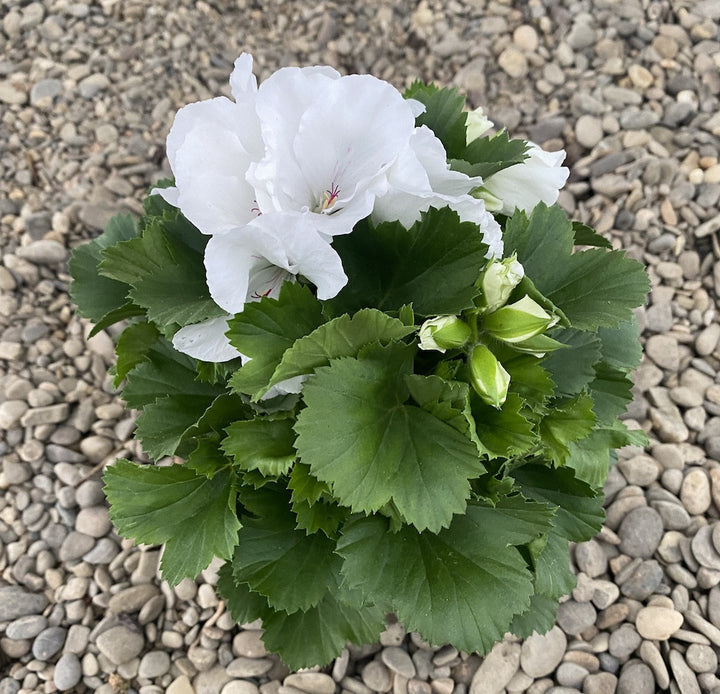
[75,506,113,537]
[635,606,684,640]
[32,626,67,661]
[108,584,160,614]
[6,615,48,640]
[381,647,416,678]
[95,625,145,664]
[681,469,712,515]
[139,650,171,678]
[362,661,392,692]
[669,650,702,694]
[233,630,267,658]
[575,115,603,149]
[469,641,520,694]
[16,240,67,265]
[617,661,653,694]
[618,507,664,558]
[0,586,49,621]
[54,653,82,691]
[520,627,567,677]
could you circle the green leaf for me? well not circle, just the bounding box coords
[295,343,484,532]
[405,374,481,449]
[135,393,218,459]
[69,213,139,323]
[572,221,612,249]
[216,563,268,625]
[268,309,414,389]
[590,365,634,424]
[88,302,146,338]
[185,438,232,479]
[597,317,642,372]
[338,496,554,654]
[404,83,468,159]
[100,222,222,329]
[330,208,489,316]
[533,530,577,600]
[503,204,576,287]
[504,204,649,330]
[543,249,650,330]
[514,465,604,542]
[292,498,348,537]
[231,518,342,613]
[114,322,161,388]
[542,329,602,397]
[502,354,555,406]
[510,593,560,639]
[121,338,220,409]
[539,393,596,465]
[289,462,330,506]
[104,460,240,585]
[458,130,530,179]
[472,393,536,458]
[227,282,325,399]
[223,417,296,476]
[261,588,386,670]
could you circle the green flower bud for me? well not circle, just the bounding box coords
[478,255,525,313]
[466,106,493,144]
[469,344,510,409]
[482,295,558,344]
[472,187,504,212]
[419,316,472,353]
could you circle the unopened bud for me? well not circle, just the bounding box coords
[469,344,510,409]
[478,255,524,313]
[419,316,471,353]
[482,295,558,344]
[466,106,494,144]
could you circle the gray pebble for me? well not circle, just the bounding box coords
[556,600,597,636]
[618,506,664,558]
[669,649,702,694]
[32,626,67,661]
[620,560,664,600]
[617,661,654,694]
[6,615,48,640]
[54,653,82,691]
[0,586,49,621]
[520,626,566,678]
[95,625,145,665]
[608,624,641,659]
[16,240,67,265]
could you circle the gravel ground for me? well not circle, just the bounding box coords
[1,0,720,693]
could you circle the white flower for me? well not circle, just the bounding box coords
[482,142,570,215]
[248,67,420,239]
[204,212,347,313]
[372,126,503,258]
[153,55,264,235]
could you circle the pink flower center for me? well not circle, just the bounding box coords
[319,182,341,213]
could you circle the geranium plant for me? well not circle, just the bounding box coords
[69,54,649,669]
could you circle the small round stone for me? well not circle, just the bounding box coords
[635,605,684,640]
[32,626,67,661]
[95,625,144,665]
[618,507,664,558]
[362,660,392,692]
[520,626,567,677]
[617,661,654,694]
[138,650,171,678]
[232,630,267,658]
[54,653,82,691]
[681,468,712,515]
[284,673,336,694]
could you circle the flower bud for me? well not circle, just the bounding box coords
[469,344,510,409]
[419,316,472,353]
[482,295,558,344]
[466,106,493,144]
[472,187,504,212]
[477,255,525,313]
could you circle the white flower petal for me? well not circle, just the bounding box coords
[205,213,348,313]
[166,97,263,234]
[483,143,569,215]
[229,53,258,103]
[149,185,180,207]
[172,315,241,363]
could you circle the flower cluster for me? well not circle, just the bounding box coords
[156,54,567,366]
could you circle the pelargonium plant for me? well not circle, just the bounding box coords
[69,54,649,669]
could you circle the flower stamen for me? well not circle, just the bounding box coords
[319,183,341,213]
